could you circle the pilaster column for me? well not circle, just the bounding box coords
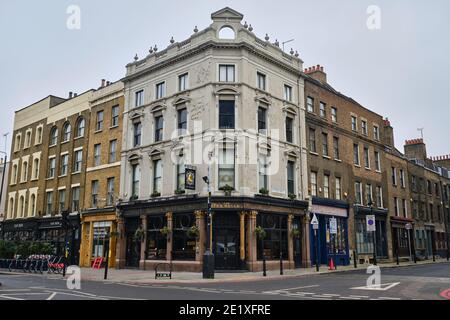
[302,213,311,268]
[115,215,126,269]
[239,211,247,268]
[288,214,294,267]
[246,210,258,270]
[139,215,147,269]
[166,212,173,261]
[195,210,205,261]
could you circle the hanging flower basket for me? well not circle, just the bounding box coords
[174,189,186,195]
[160,226,171,238]
[291,228,301,238]
[255,226,267,240]
[151,191,161,198]
[186,225,200,239]
[134,228,145,241]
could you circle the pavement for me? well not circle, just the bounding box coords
[0,259,449,300]
[52,257,450,284]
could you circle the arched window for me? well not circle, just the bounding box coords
[62,122,71,142]
[8,198,14,219]
[76,117,85,137]
[36,126,43,144]
[30,194,36,217]
[50,127,58,146]
[33,158,39,179]
[22,161,28,182]
[219,26,235,39]
[19,196,25,218]
[11,164,18,184]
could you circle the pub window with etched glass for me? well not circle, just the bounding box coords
[172,214,196,260]
[257,214,288,260]
[146,215,167,260]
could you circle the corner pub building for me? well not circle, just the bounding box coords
[115,8,311,272]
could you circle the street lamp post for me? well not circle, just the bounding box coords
[202,153,214,279]
[368,198,377,266]
[0,151,7,239]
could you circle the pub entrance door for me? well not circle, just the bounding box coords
[213,212,240,270]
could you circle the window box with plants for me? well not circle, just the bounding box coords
[174,189,185,195]
[219,184,234,196]
[151,191,161,198]
[259,188,269,196]
[288,193,297,200]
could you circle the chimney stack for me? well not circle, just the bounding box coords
[74,93,78,97]
[304,64,327,83]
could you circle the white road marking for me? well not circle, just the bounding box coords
[0,289,31,292]
[275,285,319,291]
[321,293,341,297]
[0,295,24,300]
[339,296,362,300]
[46,292,57,300]
[351,282,401,291]
[349,295,370,298]
[378,296,401,300]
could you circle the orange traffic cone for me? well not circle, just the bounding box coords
[329,258,335,270]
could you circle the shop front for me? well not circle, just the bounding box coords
[354,206,389,262]
[79,209,117,268]
[390,217,414,259]
[116,195,309,272]
[309,198,350,266]
[1,215,80,265]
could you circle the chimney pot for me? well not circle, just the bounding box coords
[69,92,73,99]
[101,79,106,87]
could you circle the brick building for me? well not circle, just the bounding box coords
[304,65,391,266]
[79,80,124,268]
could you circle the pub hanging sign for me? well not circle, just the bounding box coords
[185,167,196,190]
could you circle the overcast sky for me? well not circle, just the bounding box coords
[0,0,449,157]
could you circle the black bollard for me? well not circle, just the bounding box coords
[353,250,358,268]
[280,255,283,275]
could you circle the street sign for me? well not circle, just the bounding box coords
[311,214,319,230]
[405,223,412,230]
[329,217,337,234]
[366,215,376,232]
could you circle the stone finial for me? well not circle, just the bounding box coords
[194,26,198,33]
[290,48,295,55]
[248,24,253,32]
[170,36,175,44]
[134,54,138,61]
[154,45,158,52]
[274,39,280,47]
[265,34,270,41]
[149,47,154,54]
[295,51,299,57]
[244,21,248,29]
